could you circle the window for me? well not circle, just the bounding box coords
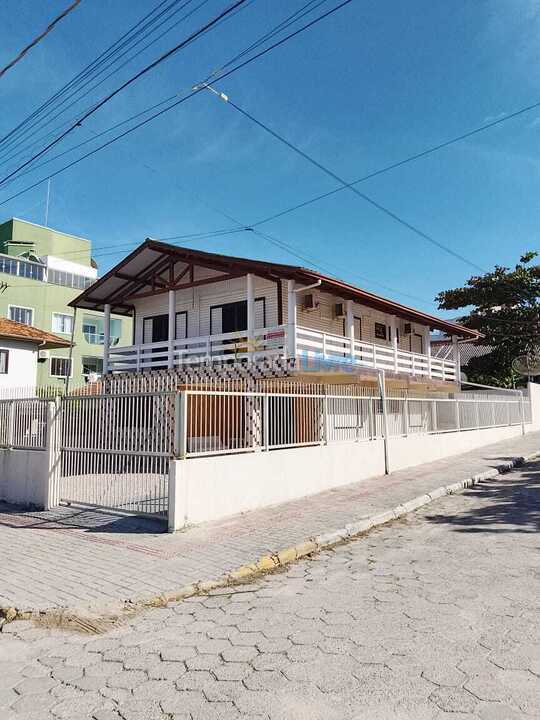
[48,268,93,290]
[50,357,72,378]
[52,313,74,335]
[374,322,387,340]
[82,356,103,378]
[9,305,33,326]
[0,350,8,374]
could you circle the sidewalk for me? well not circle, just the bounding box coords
[1,432,539,615]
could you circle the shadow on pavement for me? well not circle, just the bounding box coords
[425,461,540,534]
[0,502,166,535]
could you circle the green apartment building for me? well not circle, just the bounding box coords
[0,218,131,390]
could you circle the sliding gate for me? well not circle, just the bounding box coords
[57,391,175,518]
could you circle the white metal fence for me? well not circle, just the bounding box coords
[178,386,531,458]
[57,391,175,516]
[0,398,49,449]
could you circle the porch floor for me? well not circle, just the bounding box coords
[0,432,538,614]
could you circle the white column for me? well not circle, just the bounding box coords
[452,335,461,385]
[247,273,255,359]
[390,315,398,373]
[346,299,355,361]
[287,279,297,359]
[424,326,432,378]
[168,289,175,369]
[103,303,111,375]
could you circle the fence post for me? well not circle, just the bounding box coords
[402,395,409,437]
[474,399,480,429]
[263,393,270,450]
[7,400,15,448]
[174,392,188,459]
[378,370,390,474]
[431,400,437,433]
[519,391,525,436]
[44,398,61,510]
[455,397,460,432]
[323,393,329,445]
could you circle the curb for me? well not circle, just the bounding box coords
[134,450,538,611]
[1,450,538,629]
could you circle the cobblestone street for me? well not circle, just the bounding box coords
[1,461,538,720]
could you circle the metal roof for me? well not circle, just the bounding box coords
[70,239,480,339]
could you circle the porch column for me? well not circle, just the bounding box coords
[168,289,175,369]
[346,299,355,361]
[246,273,255,360]
[424,326,432,378]
[103,303,111,375]
[390,315,398,373]
[287,279,297,359]
[452,335,461,385]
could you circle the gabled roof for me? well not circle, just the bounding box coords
[70,239,480,340]
[0,318,72,349]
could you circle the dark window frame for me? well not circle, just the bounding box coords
[142,311,188,343]
[0,349,8,374]
[209,297,266,335]
[374,322,387,341]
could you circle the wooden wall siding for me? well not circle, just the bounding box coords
[281,281,429,350]
[132,275,279,343]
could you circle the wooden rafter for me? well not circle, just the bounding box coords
[127,272,244,301]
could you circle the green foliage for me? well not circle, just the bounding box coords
[436,252,540,387]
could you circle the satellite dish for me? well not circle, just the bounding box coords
[512,353,540,376]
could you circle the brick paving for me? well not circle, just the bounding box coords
[0,459,538,719]
[0,432,538,613]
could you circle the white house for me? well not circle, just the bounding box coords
[0,318,71,393]
[71,240,480,391]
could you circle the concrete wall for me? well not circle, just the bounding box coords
[169,384,540,530]
[169,440,386,530]
[0,448,50,507]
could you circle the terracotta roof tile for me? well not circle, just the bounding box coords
[0,318,72,349]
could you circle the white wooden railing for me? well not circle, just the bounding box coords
[109,325,288,373]
[295,326,456,382]
[108,323,457,381]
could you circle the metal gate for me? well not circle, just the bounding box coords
[56,390,175,518]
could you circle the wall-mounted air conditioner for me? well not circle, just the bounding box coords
[334,302,345,318]
[38,349,50,361]
[302,293,319,312]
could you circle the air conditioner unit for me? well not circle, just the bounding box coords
[403,323,412,335]
[38,349,50,361]
[302,293,319,312]
[334,302,346,318]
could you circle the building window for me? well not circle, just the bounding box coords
[8,305,33,326]
[52,313,74,335]
[82,356,103,378]
[374,322,387,341]
[50,357,72,378]
[0,350,8,374]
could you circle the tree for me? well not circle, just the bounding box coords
[436,252,540,387]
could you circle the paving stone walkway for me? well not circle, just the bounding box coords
[0,432,539,613]
[0,459,538,719]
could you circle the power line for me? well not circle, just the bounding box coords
[252,99,540,228]
[0,0,249,189]
[0,1,82,80]
[0,0,228,170]
[0,0,355,208]
[0,0,184,150]
[204,90,485,273]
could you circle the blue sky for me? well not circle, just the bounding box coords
[1,0,539,315]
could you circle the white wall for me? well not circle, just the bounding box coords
[169,440,386,529]
[0,448,50,507]
[132,275,281,343]
[0,339,38,390]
